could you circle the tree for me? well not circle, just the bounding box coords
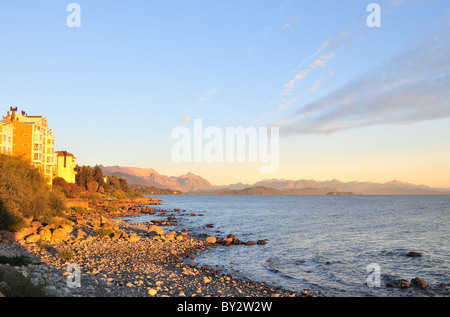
[93,165,104,186]
[87,181,99,193]
[119,178,129,192]
[0,154,66,231]
[75,165,94,189]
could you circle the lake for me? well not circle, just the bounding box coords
[126,195,450,297]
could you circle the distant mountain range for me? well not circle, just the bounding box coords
[100,165,450,195]
[100,166,215,193]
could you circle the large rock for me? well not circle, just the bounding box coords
[0,230,17,242]
[411,277,427,289]
[147,225,164,235]
[52,229,70,242]
[205,236,217,244]
[61,225,74,233]
[16,227,37,240]
[76,229,86,240]
[129,232,140,242]
[51,216,66,227]
[25,234,41,243]
[406,252,423,257]
[164,231,176,241]
[39,229,52,242]
[221,237,233,245]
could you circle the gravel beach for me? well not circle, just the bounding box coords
[0,202,300,298]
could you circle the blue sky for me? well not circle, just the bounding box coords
[1,1,449,187]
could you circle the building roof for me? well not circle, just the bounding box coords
[56,151,75,158]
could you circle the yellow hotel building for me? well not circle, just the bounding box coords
[1,107,76,185]
[54,151,77,184]
[0,121,14,155]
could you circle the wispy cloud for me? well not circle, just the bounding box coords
[282,32,351,96]
[191,87,219,104]
[272,27,450,136]
[282,16,301,30]
[282,52,334,95]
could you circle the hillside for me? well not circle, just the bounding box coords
[197,186,355,196]
[99,165,450,195]
[100,166,215,193]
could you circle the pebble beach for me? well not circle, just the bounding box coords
[0,200,300,298]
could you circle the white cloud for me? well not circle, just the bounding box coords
[282,16,301,30]
[191,87,219,104]
[282,53,334,95]
[272,28,450,136]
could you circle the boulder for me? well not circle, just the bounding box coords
[90,218,102,228]
[147,225,164,235]
[25,234,41,243]
[164,232,176,241]
[61,225,74,233]
[52,229,70,243]
[0,230,17,242]
[245,241,256,246]
[257,240,267,245]
[76,229,86,240]
[76,219,87,226]
[221,238,233,245]
[129,233,140,242]
[111,232,121,241]
[16,227,37,240]
[411,277,427,289]
[406,252,423,257]
[400,280,410,288]
[386,283,397,288]
[39,229,52,242]
[205,236,217,244]
[51,216,66,227]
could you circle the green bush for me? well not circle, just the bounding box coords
[94,227,115,236]
[0,255,33,266]
[0,271,47,297]
[57,249,73,260]
[0,154,66,232]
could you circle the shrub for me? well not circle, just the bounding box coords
[0,255,33,266]
[94,227,115,236]
[52,177,81,198]
[87,181,99,193]
[0,271,47,297]
[0,154,66,232]
[57,249,73,260]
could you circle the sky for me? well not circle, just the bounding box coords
[1,0,449,187]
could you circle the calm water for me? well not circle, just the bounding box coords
[127,195,450,297]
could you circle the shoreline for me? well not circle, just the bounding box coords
[0,200,304,298]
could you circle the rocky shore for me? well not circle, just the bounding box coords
[0,200,299,297]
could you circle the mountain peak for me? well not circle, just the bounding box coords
[100,166,214,192]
